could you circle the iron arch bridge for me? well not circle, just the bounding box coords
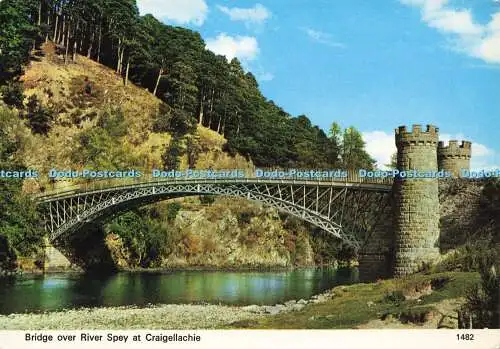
[35,178,393,249]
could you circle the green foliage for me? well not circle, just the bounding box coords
[199,195,215,205]
[336,125,376,170]
[72,109,131,168]
[0,81,24,108]
[480,180,500,242]
[106,210,169,267]
[2,0,376,171]
[162,137,184,170]
[459,259,499,328]
[383,290,406,305]
[186,134,201,167]
[385,152,398,169]
[153,104,195,138]
[0,0,37,85]
[152,103,172,133]
[0,106,44,271]
[96,108,128,138]
[434,240,499,273]
[25,94,54,135]
[169,108,196,137]
[166,202,182,221]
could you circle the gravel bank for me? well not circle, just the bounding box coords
[0,304,266,330]
[0,290,337,330]
[0,286,343,330]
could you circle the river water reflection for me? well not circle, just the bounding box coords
[0,267,358,314]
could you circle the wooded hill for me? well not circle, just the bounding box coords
[0,0,375,170]
[0,0,378,271]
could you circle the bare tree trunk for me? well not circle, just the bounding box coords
[60,16,66,45]
[45,9,50,43]
[217,110,226,134]
[38,0,42,26]
[116,38,122,73]
[153,68,163,96]
[216,116,222,134]
[97,23,102,63]
[72,22,79,61]
[124,58,130,86]
[64,22,71,64]
[236,111,240,135]
[119,47,125,74]
[53,11,59,41]
[87,29,94,58]
[198,91,205,125]
[33,0,42,51]
[79,24,84,55]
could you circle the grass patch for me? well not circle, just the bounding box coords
[225,272,480,329]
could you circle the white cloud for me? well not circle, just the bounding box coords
[217,4,271,24]
[205,34,260,62]
[424,9,483,35]
[400,0,500,64]
[362,130,498,171]
[137,0,208,26]
[362,131,397,170]
[302,28,345,48]
[258,72,274,82]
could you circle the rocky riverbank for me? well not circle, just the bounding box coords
[0,304,264,330]
[0,289,336,330]
[0,272,480,330]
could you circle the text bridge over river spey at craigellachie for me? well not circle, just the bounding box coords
[33,171,394,250]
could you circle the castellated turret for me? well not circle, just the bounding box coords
[438,140,472,177]
[393,125,440,277]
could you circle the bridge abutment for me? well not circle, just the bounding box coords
[393,125,441,277]
[358,195,394,281]
[43,237,73,271]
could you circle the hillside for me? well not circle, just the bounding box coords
[14,42,331,270]
[20,42,251,193]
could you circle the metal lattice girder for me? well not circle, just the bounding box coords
[35,179,392,248]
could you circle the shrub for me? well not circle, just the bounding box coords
[25,95,54,135]
[459,262,499,329]
[199,195,215,205]
[0,81,24,108]
[435,240,498,273]
[166,202,182,221]
[383,290,406,305]
[162,137,184,170]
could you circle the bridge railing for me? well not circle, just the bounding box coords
[31,168,394,200]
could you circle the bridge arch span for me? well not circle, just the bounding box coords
[36,179,392,249]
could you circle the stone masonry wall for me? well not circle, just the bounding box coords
[358,193,394,281]
[393,125,441,277]
[438,141,472,178]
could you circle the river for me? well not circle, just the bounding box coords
[0,267,358,315]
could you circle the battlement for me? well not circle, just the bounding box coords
[395,124,439,146]
[438,140,472,159]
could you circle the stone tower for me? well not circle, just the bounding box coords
[393,125,441,277]
[438,140,472,177]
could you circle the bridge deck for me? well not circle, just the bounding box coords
[34,178,393,202]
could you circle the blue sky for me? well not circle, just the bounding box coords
[137,0,500,169]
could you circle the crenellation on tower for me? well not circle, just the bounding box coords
[395,124,439,147]
[438,140,472,177]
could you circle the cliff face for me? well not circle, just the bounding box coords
[105,198,316,269]
[439,179,493,251]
